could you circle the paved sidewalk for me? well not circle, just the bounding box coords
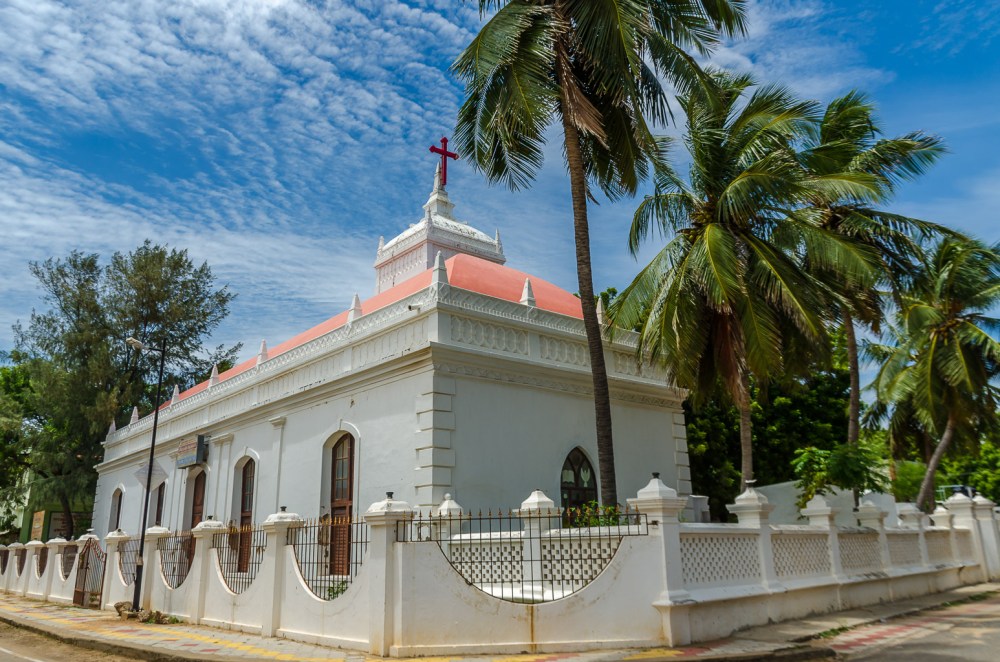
[0,584,996,662]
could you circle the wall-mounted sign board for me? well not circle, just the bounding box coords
[177,435,208,468]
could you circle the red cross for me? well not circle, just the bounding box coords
[429,136,458,187]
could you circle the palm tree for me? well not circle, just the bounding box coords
[453,1,746,504]
[868,238,1000,511]
[797,91,948,449]
[609,70,875,489]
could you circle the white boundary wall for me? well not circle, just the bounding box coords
[3,480,999,656]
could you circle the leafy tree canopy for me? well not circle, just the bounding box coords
[5,241,240,537]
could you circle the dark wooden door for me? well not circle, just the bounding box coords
[329,436,353,575]
[238,460,255,572]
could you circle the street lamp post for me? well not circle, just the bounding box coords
[125,335,167,613]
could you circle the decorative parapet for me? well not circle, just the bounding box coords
[103,283,686,465]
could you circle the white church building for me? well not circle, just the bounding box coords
[92,168,691,539]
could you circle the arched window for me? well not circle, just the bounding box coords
[561,448,597,510]
[237,459,255,572]
[189,470,206,529]
[153,482,166,527]
[109,488,124,532]
[329,434,354,575]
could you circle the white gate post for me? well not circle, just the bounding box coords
[188,519,227,624]
[23,541,43,597]
[41,537,67,600]
[627,473,691,646]
[103,529,130,609]
[364,493,412,657]
[259,509,303,637]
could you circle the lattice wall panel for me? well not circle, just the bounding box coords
[540,537,620,591]
[773,534,831,578]
[680,534,760,586]
[925,531,953,564]
[448,540,523,584]
[840,532,882,574]
[887,532,921,567]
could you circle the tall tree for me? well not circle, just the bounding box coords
[609,70,875,488]
[797,91,948,449]
[868,238,1000,511]
[454,0,747,504]
[10,241,240,536]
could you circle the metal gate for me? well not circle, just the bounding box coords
[73,539,106,609]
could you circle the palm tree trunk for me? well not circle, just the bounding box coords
[739,370,753,490]
[559,92,617,506]
[844,312,861,446]
[915,415,956,512]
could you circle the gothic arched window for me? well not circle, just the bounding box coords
[561,448,597,510]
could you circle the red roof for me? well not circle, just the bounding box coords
[164,254,581,407]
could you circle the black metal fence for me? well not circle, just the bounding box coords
[15,548,26,575]
[36,547,48,577]
[213,525,266,594]
[287,518,369,600]
[157,532,195,589]
[398,508,647,603]
[62,544,78,580]
[118,538,141,586]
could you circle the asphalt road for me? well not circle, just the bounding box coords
[829,593,1000,661]
[0,622,138,662]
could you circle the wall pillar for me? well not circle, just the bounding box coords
[946,493,986,581]
[897,503,930,568]
[973,496,1000,580]
[364,493,412,656]
[6,543,24,595]
[930,506,959,564]
[189,519,227,624]
[142,526,171,610]
[727,484,779,591]
[515,489,555,602]
[856,501,891,572]
[801,496,845,581]
[42,537,68,600]
[103,529,130,609]
[259,509,303,637]
[0,545,9,591]
[627,474,691,646]
[23,541,43,597]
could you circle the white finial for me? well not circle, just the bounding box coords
[495,228,502,252]
[256,339,268,366]
[170,384,180,405]
[377,235,385,251]
[597,297,607,325]
[107,419,116,435]
[130,407,139,424]
[209,364,219,387]
[348,293,363,323]
[520,277,535,307]
[433,162,443,192]
[432,251,449,287]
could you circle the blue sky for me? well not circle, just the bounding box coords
[1,0,997,363]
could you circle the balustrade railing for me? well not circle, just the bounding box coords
[118,538,141,586]
[399,507,646,603]
[288,518,369,600]
[157,532,195,589]
[213,525,266,594]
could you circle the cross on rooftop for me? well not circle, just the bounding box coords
[429,136,458,188]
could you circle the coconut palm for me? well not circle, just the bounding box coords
[609,70,875,488]
[798,92,948,448]
[453,0,747,504]
[868,238,1000,510]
